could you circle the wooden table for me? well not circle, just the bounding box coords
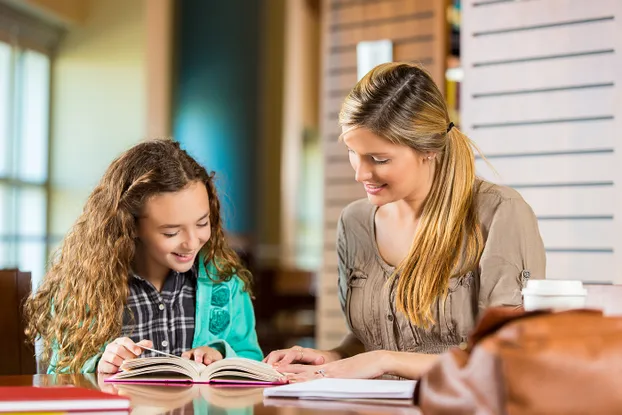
[0,375,422,414]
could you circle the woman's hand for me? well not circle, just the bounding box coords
[263,346,340,370]
[97,337,153,374]
[283,350,390,382]
[181,346,223,365]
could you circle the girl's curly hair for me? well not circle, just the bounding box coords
[23,139,252,373]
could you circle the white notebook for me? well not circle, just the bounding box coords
[263,378,417,400]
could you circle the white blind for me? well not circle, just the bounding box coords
[461,0,622,283]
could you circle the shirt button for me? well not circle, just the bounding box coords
[162,340,169,348]
[158,304,165,311]
[387,315,394,322]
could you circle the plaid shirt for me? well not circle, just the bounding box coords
[121,265,197,357]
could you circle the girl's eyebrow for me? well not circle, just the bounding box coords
[158,212,209,229]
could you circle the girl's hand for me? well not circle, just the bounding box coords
[97,338,153,374]
[181,346,223,365]
[263,346,340,369]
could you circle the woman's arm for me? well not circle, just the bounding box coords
[478,197,546,313]
[381,350,439,379]
[331,333,365,360]
[285,350,439,381]
[333,213,366,359]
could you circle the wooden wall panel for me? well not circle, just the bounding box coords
[462,0,622,282]
[317,0,448,349]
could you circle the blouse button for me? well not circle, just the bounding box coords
[387,314,394,322]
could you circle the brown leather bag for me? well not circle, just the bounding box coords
[414,308,622,415]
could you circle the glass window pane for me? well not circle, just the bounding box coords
[0,184,9,234]
[18,241,46,290]
[0,184,17,268]
[17,50,50,183]
[0,242,14,269]
[0,42,11,177]
[17,187,47,236]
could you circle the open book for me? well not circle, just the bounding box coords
[106,355,286,385]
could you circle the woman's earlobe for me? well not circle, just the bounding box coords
[425,152,437,161]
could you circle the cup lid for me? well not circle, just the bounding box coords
[522,279,587,296]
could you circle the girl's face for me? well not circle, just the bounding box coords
[342,127,435,207]
[136,181,212,275]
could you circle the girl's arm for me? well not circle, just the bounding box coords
[206,277,263,361]
[47,344,101,374]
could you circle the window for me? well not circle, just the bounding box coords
[295,127,323,270]
[0,40,51,289]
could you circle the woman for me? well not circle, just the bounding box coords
[265,62,545,380]
[24,139,263,373]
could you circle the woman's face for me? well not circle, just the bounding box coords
[343,127,435,207]
[136,181,212,274]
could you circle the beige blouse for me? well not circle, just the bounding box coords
[333,180,546,358]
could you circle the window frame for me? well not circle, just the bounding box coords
[0,2,61,287]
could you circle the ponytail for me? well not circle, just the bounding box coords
[394,126,484,326]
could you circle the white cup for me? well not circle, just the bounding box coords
[522,280,587,312]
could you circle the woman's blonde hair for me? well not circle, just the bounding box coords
[339,62,484,326]
[24,139,252,373]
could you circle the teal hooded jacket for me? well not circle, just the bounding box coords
[48,259,263,373]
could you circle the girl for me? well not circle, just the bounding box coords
[24,139,263,373]
[265,62,546,380]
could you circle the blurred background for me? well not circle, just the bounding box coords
[0,0,620,358]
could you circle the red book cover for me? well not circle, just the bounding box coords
[0,386,130,413]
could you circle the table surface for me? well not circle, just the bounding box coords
[0,375,422,415]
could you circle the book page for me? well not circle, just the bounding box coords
[200,358,284,383]
[115,356,205,381]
